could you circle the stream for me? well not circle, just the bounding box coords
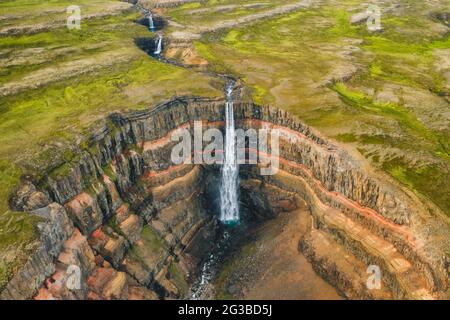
[132,4,244,300]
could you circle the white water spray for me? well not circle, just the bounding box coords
[219,84,240,224]
[148,13,155,30]
[154,35,162,55]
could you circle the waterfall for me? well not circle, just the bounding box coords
[154,35,162,55]
[148,13,155,30]
[219,84,240,224]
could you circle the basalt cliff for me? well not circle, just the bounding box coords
[2,97,450,300]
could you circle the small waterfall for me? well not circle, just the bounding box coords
[148,13,155,30]
[219,84,240,224]
[154,35,162,55]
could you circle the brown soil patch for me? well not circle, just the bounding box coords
[217,204,342,300]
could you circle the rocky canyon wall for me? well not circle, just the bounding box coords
[2,97,449,300]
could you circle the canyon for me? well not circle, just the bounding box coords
[1,95,450,299]
[0,0,449,300]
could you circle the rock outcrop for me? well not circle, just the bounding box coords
[2,97,450,299]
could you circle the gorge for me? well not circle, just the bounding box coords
[1,95,450,300]
[0,0,449,301]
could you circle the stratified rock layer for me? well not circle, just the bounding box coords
[2,97,450,300]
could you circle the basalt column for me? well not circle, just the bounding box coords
[2,98,450,300]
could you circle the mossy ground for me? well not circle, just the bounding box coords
[164,0,301,29]
[168,260,189,296]
[188,0,450,215]
[0,0,222,289]
[214,241,256,300]
[0,0,449,293]
[127,225,167,270]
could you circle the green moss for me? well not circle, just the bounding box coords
[193,0,450,218]
[127,225,167,272]
[194,41,218,62]
[214,242,256,300]
[106,214,128,240]
[0,211,43,291]
[140,225,166,253]
[335,133,358,143]
[0,159,41,290]
[384,161,450,214]
[328,9,357,38]
[251,84,270,105]
[337,132,402,146]
[0,52,220,205]
[102,164,117,181]
[178,2,202,10]
[0,160,22,214]
[0,0,449,292]
[0,0,222,289]
[127,144,144,155]
[194,40,232,74]
[165,0,294,27]
[106,215,119,230]
[331,82,436,143]
[168,261,189,296]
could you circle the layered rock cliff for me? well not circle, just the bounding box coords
[2,97,449,299]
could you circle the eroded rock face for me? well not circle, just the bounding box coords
[2,98,450,300]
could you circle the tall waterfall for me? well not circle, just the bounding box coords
[148,13,155,30]
[219,84,240,224]
[154,35,162,55]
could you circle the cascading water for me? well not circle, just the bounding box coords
[189,83,241,299]
[148,13,155,30]
[154,35,162,55]
[219,84,240,224]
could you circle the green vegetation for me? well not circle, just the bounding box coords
[0,211,42,291]
[215,242,256,300]
[0,0,222,288]
[128,225,167,272]
[331,82,437,143]
[192,0,450,215]
[383,159,450,214]
[0,0,448,293]
[140,225,166,253]
[165,0,300,30]
[168,261,189,296]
